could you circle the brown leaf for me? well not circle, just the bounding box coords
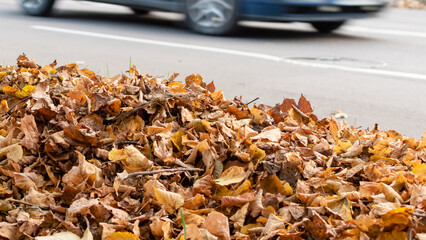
[214,166,246,186]
[193,173,214,196]
[230,203,249,229]
[326,196,353,221]
[20,114,39,150]
[202,211,231,240]
[149,219,172,239]
[221,192,256,207]
[154,187,184,214]
[63,151,103,187]
[0,222,18,240]
[108,146,153,171]
[67,198,100,216]
[297,94,313,115]
[251,127,281,142]
[14,172,44,191]
[304,211,337,240]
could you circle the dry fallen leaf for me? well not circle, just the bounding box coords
[202,211,231,240]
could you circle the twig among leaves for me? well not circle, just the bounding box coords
[6,96,31,115]
[7,198,50,210]
[292,104,310,119]
[246,97,259,105]
[126,167,204,179]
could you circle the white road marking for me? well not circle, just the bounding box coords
[32,25,426,81]
[343,26,426,38]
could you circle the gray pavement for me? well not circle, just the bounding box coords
[1,0,426,137]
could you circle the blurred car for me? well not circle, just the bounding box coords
[19,0,387,35]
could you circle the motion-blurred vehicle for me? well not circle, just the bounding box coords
[19,0,387,35]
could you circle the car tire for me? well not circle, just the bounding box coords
[131,8,150,15]
[311,21,345,33]
[185,0,239,35]
[20,0,55,16]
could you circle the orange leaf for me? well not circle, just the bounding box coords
[104,232,139,240]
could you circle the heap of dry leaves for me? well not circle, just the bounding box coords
[0,55,425,240]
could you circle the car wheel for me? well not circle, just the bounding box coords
[131,8,150,15]
[311,21,345,33]
[19,0,55,16]
[185,0,238,35]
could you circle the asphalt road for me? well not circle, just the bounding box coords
[1,0,426,137]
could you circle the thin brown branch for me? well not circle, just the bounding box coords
[7,198,50,210]
[246,97,259,105]
[108,102,150,122]
[6,96,32,115]
[291,104,310,119]
[126,167,204,179]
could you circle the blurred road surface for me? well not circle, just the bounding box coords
[1,0,426,137]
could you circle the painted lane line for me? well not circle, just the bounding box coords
[284,59,426,80]
[31,25,282,62]
[343,26,426,38]
[32,25,426,81]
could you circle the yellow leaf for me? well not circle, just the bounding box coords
[108,146,153,171]
[416,133,426,150]
[283,182,293,196]
[153,186,184,214]
[333,140,353,154]
[0,129,7,137]
[377,231,407,240]
[2,86,19,96]
[381,207,413,230]
[369,140,392,159]
[413,164,426,178]
[104,232,139,240]
[260,174,284,194]
[248,144,266,162]
[214,185,233,198]
[250,107,266,124]
[214,166,246,186]
[0,100,8,111]
[0,72,6,78]
[171,130,184,151]
[15,84,35,99]
[326,196,353,221]
[233,180,251,196]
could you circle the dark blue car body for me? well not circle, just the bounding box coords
[20,0,387,34]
